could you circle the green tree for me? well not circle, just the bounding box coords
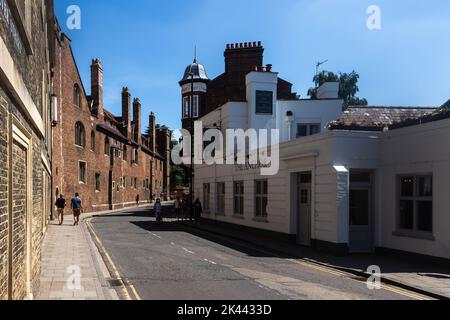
[308,70,368,106]
[170,140,189,188]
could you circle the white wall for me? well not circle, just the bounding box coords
[277,99,343,143]
[378,119,450,259]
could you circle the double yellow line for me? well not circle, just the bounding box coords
[85,218,142,300]
[288,258,432,300]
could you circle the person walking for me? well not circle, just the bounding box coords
[155,199,162,223]
[71,193,83,226]
[194,198,203,224]
[181,196,188,221]
[174,197,181,221]
[55,194,66,226]
[136,194,140,207]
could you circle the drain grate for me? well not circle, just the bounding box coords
[107,279,125,287]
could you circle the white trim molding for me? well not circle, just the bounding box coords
[0,35,44,136]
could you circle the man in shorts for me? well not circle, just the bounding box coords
[71,193,83,226]
[55,194,66,225]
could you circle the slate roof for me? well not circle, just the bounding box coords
[336,106,437,127]
[179,59,209,85]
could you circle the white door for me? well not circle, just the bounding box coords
[349,188,372,253]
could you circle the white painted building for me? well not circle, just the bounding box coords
[199,71,343,144]
[192,68,450,261]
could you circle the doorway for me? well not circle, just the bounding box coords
[349,171,373,253]
[296,172,312,246]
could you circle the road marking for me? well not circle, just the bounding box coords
[183,248,196,255]
[150,232,162,239]
[203,259,217,265]
[85,218,142,301]
[287,258,431,300]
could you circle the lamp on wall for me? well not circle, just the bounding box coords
[285,111,294,140]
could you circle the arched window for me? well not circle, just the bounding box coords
[75,122,85,147]
[90,131,96,152]
[73,84,81,108]
[104,137,110,156]
[123,145,128,161]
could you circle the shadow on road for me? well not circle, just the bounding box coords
[95,208,450,278]
[131,219,278,258]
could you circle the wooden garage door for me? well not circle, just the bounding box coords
[11,141,27,300]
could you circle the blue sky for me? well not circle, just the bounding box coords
[55,0,450,133]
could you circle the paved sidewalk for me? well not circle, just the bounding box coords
[180,220,450,299]
[37,214,119,300]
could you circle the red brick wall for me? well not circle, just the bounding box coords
[52,36,167,213]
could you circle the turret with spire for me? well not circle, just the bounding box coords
[179,48,209,131]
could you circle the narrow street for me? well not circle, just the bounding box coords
[86,207,416,300]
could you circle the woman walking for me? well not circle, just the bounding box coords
[155,199,163,223]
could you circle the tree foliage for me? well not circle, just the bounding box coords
[308,70,368,106]
[170,140,189,188]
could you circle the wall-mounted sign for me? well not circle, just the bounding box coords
[235,162,271,172]
[255,90,273,115]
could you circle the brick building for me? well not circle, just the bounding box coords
[52,30,171,213]
[0,0,55,300]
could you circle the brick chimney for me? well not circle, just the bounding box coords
[133,98,141,144]
[224,41,264,74]
[90,59,103,118]
[149,112,156,153]
[122,87,131,138]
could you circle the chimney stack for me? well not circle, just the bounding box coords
[122,87,131,139]
[149,112,156,153]
[224,41,264,74]
[90,59,103,118]
[133,98,141,144]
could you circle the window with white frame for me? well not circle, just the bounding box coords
[182,95,199,118]
[233,181,244,216]
[255,180,268,219]
[216,182,225,215]
[398,175,433,233]
[183,96,189,118]
[79,162,86,184]
[203,183,210,212]
[75,122,85,147]
[297,123,321,138]
[192,95,199,118]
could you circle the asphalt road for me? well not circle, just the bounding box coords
[88,207,414,300]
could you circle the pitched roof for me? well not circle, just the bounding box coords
[335,106,437,128]
[103,109,119,124]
